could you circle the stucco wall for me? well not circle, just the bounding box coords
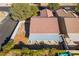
[68,33,79,41]
[29,33,62,42]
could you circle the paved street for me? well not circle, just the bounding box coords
[0,15,18,47]
[0,7,10,12]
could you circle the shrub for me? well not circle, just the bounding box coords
[21,48,31,56]
[31,5,38,16]
[75,4,79,13]
[48,3,60,10]
[0,52,5,56]
[9,49,22,56]
[2,40,14,51]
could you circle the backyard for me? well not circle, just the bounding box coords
[14,21,28,44]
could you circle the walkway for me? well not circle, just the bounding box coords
[14,21,28,44]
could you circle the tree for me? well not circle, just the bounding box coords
[10,3,32,21]
[21,48,31,56]
[31,5,38,16]
[2,40,15,51]
[10,3,38,21]
[75,4,79,13]
[9,49,22,56]
[48,3,60,10]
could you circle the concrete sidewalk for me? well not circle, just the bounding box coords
[66,50,79,53]
[0,11,8,23]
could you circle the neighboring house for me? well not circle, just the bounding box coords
[64,18,79,41]
[63,18,79,49]
[56,9,77,18]
[28,16,62,45]
[40,9,53,17]
[56,9,79,39]
[56,9,79,49]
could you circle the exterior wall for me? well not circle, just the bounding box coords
[11,21,25,39]
[68,33,79,41]
[29,33,62,44]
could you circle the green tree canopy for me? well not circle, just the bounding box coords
[75,4,79,13]
[31,5,39,16]
[48,3,60,10]
[10,3,38,21]
[2,40,14,51]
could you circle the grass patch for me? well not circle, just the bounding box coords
[72,53,79,56]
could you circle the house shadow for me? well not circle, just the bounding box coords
[38,6,48,10]
[24,19,30,38]
[13,41,60,50]
[26,44,60,50]
[13,41,27,49]
[37,11,40,16]
[67,45,79,50]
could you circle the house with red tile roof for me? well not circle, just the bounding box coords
[28,16,62,45]
[28,9,63,45]
[64,18,79,41]
[40,9,53,17]
[56,9,78,18]
[61,18,79,49]
[56,9,79,47]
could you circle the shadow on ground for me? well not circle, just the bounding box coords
[38,6,48,10]
[24,19,30,38]
[13,41,60,50]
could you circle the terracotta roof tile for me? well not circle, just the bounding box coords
[30,17,59,33]
[40,9,53,17]
[64,18,79,33]
[56,9,75,18]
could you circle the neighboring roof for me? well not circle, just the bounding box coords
[64,18,79,33]
[40,9,53,17]
[30,16,59,33]
[56,9,75,18]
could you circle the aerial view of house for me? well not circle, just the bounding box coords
[29,17,62,45]
[0,3,79,56]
